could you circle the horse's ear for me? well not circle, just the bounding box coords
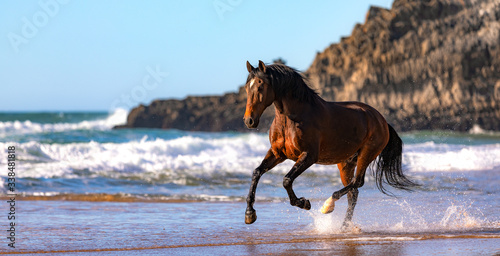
[258,60,266,73]
[246,61,254,73]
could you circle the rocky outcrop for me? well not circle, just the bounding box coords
[116,0,500,132]
[305,0,500,131]
[114,87,275,132]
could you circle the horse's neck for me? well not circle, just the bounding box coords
[273,96,314,121]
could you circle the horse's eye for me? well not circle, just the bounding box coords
[258,79,263,84]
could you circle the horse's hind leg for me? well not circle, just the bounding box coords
[343,188,359,228]
[341,145,384,227]
[342,153,360,227]
[321,153,357,214]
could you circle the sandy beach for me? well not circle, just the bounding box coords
[1,198,498,255]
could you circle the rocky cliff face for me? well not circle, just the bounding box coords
[116,0,500,132]
[306,0,500,131]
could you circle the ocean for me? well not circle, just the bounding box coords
[1,110,499,254]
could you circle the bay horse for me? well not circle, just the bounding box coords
[243,60,418,227]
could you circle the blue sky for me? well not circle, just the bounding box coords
[0,0,392,111]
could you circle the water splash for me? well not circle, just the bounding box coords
[440,203,484,229]
[309,209,344,234]
[308,198,496,235]
[386,200,491,233]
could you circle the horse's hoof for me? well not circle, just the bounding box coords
[297,197,311,210]
[245,210,257,224]
[303,199,311,210]
[320,196,337,214]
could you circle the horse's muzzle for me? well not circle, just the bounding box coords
[244,116,259,129]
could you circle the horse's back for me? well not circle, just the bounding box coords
[315,101,389,164]
[331,101,391,154]
[330,101,388,129]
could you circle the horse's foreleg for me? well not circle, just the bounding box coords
[283,152,316,210]
[245,150,283,224]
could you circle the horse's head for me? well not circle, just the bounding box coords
[243,60,275,129]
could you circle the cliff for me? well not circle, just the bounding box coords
[115,0,500,132]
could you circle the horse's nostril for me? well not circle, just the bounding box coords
[244,117,255,128]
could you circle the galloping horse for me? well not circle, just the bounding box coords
[243,60,418,227]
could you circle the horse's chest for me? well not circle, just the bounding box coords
[271,127,302,161]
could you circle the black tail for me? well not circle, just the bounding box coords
[375,125,419,195]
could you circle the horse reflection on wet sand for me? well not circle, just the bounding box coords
[243,60,418,228]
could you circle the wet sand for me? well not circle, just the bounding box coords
[1,198,499,255]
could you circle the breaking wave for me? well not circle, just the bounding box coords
[0,108,127,138]
[1,132,499,181]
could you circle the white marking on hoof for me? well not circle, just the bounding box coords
[320,196,338,214]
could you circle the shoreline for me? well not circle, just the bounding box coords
[0,193,203,203]
[0,193,286,203]
[2,230,499,254]
[3,233,500,255]
[1,200,498,255]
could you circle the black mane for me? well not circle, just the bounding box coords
[248,64,319,104]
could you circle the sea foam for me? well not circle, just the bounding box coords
[0,109,499,180]
[404,142,500,172]
[1,133,499,180]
